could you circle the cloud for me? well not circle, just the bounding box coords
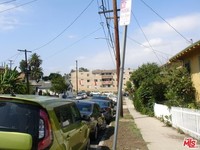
[76,51,116,71]
[0,16,19,30]
[0,4,24,31]
[142,13,200,38]
[124,13,200,68]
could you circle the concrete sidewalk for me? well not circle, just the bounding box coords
[125,97,191,150]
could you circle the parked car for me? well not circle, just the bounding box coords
[75,100,106,140]
[92,94,116,115]
[75,92,88,100]
[90,99,114,124]
[92,94,116,105]
[0,94,90,150]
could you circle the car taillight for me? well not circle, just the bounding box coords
[38,110,53,150]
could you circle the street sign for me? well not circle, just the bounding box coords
[119,0,132,26]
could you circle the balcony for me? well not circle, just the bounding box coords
[102,81,113,85]
[101,75,113,79]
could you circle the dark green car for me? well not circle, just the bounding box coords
[0,94,90,150]
[75,100,107,140]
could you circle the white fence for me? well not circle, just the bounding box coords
[154,103,200,140]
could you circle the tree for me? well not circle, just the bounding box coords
[19,60,27,73]
[130,63,160,89]
[19,53,43,83]
[49,73,62,80]
[130,63,163,116]
[129,62,196,116]
[0,67,26,94]
[79,67,89,72]
[164,66,195,108]
[50,73,70,95]
[29,53,43,82]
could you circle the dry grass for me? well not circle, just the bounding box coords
[99,109,148,150]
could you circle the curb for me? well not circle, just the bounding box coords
[97,123,112,150]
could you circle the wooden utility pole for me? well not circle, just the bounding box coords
[98,0,123,117]
[112,0,123,117]
[76,60,78,95]
[18,49,31,94]
[112,0,120,88]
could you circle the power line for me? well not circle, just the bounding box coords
[96,1,115,66]
[44,27,102,60]
[0,0,38,13]
[0,0,16,5]
[2,0,95,67]
[139,0,192,44]
[32,0,95,52]
[99,0,115,54]
[133,13,163,65]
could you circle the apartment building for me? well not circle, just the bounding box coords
[70,68,133,93]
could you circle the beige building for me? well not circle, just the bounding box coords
[168,40,200,101]
[70,68,133,93]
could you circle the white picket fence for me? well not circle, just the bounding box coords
[154,103,200,140]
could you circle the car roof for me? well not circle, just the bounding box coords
[75,100,96,105]
[91,99,110,102]
[0,94,74,110]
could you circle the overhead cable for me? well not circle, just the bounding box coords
[0,0,16,5]
[44,27,102,60]
[0,0,38,13]
[139,0,192,44]
[32,0,95,52]
[133,13,163,65]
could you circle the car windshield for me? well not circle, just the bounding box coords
[0,101,39,136]
[76,103,92,112]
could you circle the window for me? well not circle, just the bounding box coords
[54,105,73,127]
[93,104,100,115]
[198,56,200,72]
[70,104,81,122]
[87,80,90,82]
[184,60,191,73]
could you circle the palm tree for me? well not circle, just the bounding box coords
[29,53,43,82]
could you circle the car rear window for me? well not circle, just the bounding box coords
[76,103,92,112]
[92,100,109,107]
[0,100,39,149]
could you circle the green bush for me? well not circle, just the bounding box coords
[130,63,196,116]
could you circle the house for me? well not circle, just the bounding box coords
[168,40,200,101]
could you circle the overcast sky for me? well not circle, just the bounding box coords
[0,0,200,76]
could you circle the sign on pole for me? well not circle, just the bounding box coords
[119,0,132,26]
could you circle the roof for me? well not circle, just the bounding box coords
[0,94,73,110]
[169,40,200,62]
[92,69,116,74]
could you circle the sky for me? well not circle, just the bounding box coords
[0,0,200,76]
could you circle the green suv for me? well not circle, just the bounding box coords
[0,94,90,150]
